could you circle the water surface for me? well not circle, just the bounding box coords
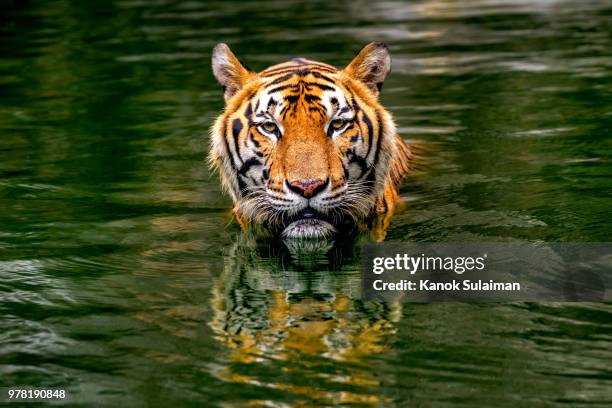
[1,0,612,406]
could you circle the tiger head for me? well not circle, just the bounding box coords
[210,43,410,240]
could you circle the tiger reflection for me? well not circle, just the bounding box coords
[208,232,401,405]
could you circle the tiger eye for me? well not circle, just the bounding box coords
[331,119,346,130]
[261,122,277,133]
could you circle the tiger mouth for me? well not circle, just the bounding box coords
[281,208,337,240]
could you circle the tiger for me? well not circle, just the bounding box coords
[209,42,411,240]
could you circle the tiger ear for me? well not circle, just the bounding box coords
[212,43,253,102]
[344,42,391,96]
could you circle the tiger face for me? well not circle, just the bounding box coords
[210,43,410,240]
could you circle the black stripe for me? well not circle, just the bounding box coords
[347,87,360,112]
[238,156,262,175]
[245,90,256,103]
[232,119,243,165]
[374,111,384,165]
[266,97,277,112]
[365,111,384,185]
[374,111,384,148]
[284,94,300,104]
[222,117,240,171]
[349,149,369,178]
[301,82,335,91]
[261,65,302,75]
[264,80,335,95]
[249,133,260,147]
[268,84,295,94]
[343,165,349,180]
[262,64,336,76]
[269,73,295,85]
[237,177,247,193]
[280,104,291,119]
[301,62,337,70]
[362,111,374,160]
[304,94,320,102]
[261,68,299,77]
[310,71,336,84]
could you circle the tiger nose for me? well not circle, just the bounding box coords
[286,178,329,198]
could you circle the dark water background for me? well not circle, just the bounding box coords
[1,0,612,406]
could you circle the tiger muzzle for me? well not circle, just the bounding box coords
[281,207,337,240]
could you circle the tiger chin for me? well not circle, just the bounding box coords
[209,42,411,244]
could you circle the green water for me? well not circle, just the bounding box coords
[1,0,611,406]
